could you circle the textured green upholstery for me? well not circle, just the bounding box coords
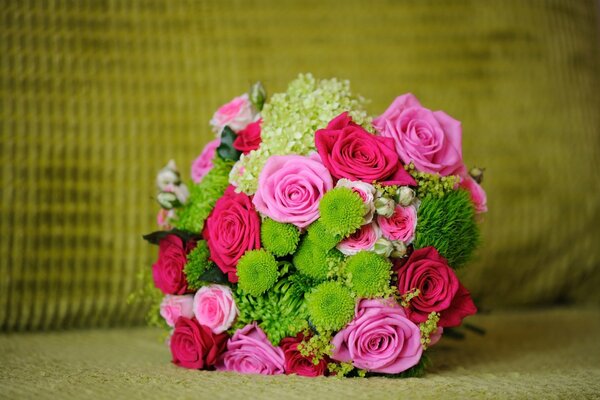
[1,0,599,332]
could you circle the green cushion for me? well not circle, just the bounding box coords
[1,0,599,331]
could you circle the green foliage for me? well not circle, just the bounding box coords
[183,240,213,290]
[344,251,393,298]
[237,249,279,296]
[306,220,342,250]
[293,238,345,281]
[260,218,301,257]
[127,270,169,331]
[216,126,242,161]
[173,157,234,233]
[306,281,355,332]
[318,187,365,237]
[414,189,480,268]
[405,163,460,199]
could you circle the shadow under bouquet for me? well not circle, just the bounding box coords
[142,74,487,378]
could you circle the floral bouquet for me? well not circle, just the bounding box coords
[141,74,487,377]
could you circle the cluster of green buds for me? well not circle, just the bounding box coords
[155,160,189,210]
[373,237,407,259]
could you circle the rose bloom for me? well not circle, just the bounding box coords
[253,154,333,229]
[335,178,376,224]
[396,246,477,327]
[204,186,261,283]
[331,298,422,374]
[216,322,285,375]
[152,235,193,295]
[160,295,194,327]
[233,119,262,154]
[336,223,381,256]
[210,94,257,133]
[170,317,228,370]
[377,204,417,243]
[191,139,220,183]
[460,176,488,214]
[280,333,328,377]
[315,112,416,186]
[373,93,464,176]
[193,284,238,334]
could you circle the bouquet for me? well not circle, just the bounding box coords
[142,74,487,377]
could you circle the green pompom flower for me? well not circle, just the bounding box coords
[293,239,345,281]
[307,281,356,332]
[345,251,392,298]
[237,249,279,296]
[261,218,301,257]
[306,220,342,250]
[318,187,365,237]
[183,240,214,290]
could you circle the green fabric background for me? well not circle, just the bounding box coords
[1,0,599,332]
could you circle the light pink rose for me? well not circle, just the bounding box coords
[253,155,333,229]
[373,94,464,176]
[193,285,238,334]
[460,176,487,214]
[377,205,417,243]
[191,139,220,183]
[331,298,423,374]
[335,179,376,224]
[210,94,257,133]
[156,209,175,229]
[160,295,194,327]
[336,223,381,256]
[216,322,285,375]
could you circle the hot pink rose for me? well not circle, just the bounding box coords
[170,317,228,370]
[191,139,220,183]
[373,94,464,176]
[204,186,261,283]
[216,322,285,375]
[315,112,416,186]
[396,246,477,327]
[335,179,376,224]
[253,154,333,228]
[460,177,487,214]
[160,295,194,327]
[210,94,256,133]
[377,205,417,243]
[336,223,381,256]
[152,235,193,295]
[233,119,262,154]
[331,298,422,374]
[193,284,238,334]
[280,333,328,377]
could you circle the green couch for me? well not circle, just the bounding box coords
[1,0,599,398]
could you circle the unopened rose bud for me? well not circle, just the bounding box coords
[157,191,179,209]
[469,167,484,184]
[396,186,415,206]
[156,160,181,191]
[375,197,396,218]
[373,238,394,258]
[173,184,189,205]
[249,81,266,111]
[390,241,407,258]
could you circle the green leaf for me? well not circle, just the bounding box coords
[199,263,229,284]
[217,126,242,161]
[142,229,200,245]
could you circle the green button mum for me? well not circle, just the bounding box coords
[307,281,355,331]
[260,218,301,257]
[345,251,392,298]
[293,239,345,281]
[318,187,365,238]
[236,249,279,296]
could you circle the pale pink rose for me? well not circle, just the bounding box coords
[336,223,382,256]
[193,284,238,334]
[191,139,220,183]
[210,94,257,133]
[216,322,285,375]
[335,179,376,224]
[156,209,175,229]
[331,298,422,374]
[377,205,417,243]
[373,94,464,176]
[159,295,194,327]
[253,155,333,229]
[460,176,487,214]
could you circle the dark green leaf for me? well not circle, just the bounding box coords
[199,263,229,284]
[217,126,242,161]
[142,229,201,245]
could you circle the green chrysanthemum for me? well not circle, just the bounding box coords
[318,187,365,237]
[183,240,214,290]
[345,251,392,298]
[236,249,279,296]
[260,218,301,257]
[307,281,355,332]
[414,189,480,268]
[306,220,342,250]
[293,238,345,281]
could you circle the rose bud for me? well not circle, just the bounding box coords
[156,160,181,191]
[375,197,396,218]
[396,186,415,207]
[157,191,179,209]
[250,81,266,111]
[390,240,407,258]
[373,237,394,258]
[469,167,485,184]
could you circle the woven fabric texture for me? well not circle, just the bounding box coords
[1,0,599,331]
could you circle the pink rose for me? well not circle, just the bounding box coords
[191,139,220,183]
[315,112,416,186]
[331,298,422,374]
[160,295,194,327]
[280,333,328,377]
[210,94,256,133]
[204,186,261,283]
[233,119,262,154]
[253,154,333,228]
[170,317,228,370]
[193,284,238,334]
[373,94,464,176]
[336,223,381,256]
[335,179,376,224]
[216,323,285,375]
[460,177,487,213]
[396,246,477,327]
[152,235,193,295]
[377,205,417,243]
[156,208,175,229]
